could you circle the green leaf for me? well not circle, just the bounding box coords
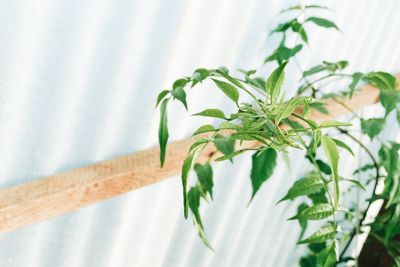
[193,108,226,119]
[378,143,400,174]
[298,225,337,244]
[308,191,329,205]
[189,139,209,153]
[361,118,385,139]
[238,69,257,77]
[213,135,235,157]
[159,99,169,167]
[188,186,203,227]
[332,138,354,156]
[192,124,216,136]
[317,240,338,267]
[323,60,348,72]
[270,21,292,34]
[306,17,339,30]
[303,64,325,78]
[265,45,303,64]
[303,61,348,79]
[218,66,229,74]
[279,44,303,62]
[348,72,364,97]
[310,102,329,114]
[212,79,240,104]
[321,135,340,208]
[280,5,329,13]
[219,121,241,130]
[341,178,366,191]
[182,153,196,218]
[171,86,188,109]
[194,163,213,199]
[250,148,277,200]
[353,163,375,174]
[188,186,213,249]
[297,203,309,240]
[265,62,287,104]
[191,68,209,86]
[247,77,265,90]
[173,78,189,89]
[380,90,400,116]
[156,90,170,107]
[289,203,333,221]
[275,96,315,123]
[215,149,247,162]
[365,71,397,91]
[291,21,308,43]
[319,120,352,128]
[279,172,324,203]
[316,159,331,175]
[215,70,245,89]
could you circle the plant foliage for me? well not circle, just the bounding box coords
[156,2,399,266]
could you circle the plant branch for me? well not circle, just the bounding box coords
[336,129,381,263]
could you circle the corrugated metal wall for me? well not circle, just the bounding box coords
[0,0,399,266]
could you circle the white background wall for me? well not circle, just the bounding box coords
[0,0,399,266]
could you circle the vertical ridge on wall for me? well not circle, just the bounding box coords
[0,0,399,267]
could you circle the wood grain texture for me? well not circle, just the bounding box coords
[0,76,398,233]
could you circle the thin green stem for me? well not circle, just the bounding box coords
[336,129,381,262]
[299,73,352,95]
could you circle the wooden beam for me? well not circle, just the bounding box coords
[0,77,398,233]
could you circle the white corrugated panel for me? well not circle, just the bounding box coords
[0,0,399,266]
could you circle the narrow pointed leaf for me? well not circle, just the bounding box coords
[303,64,325,78]
[317,240,339,267]
[365,71,396,91]
[213,135,235,157]
[361,118,385,139]
[310,102,329,114]
[316,159,332,175]
[380,90,400,116]
[289,203,333,221]
[215,70,245,89]
[189,139,209,153]
[182,153,196,218]
[171,86,188,109]
[250,148,277,200]
[215,149,247,162]
[219,121,241,130]
[279,172,324,203]
[156,90,170,107]
[348,72,364,97]
[321,136,340,208]
[188,186,213,249]
[298,225,337,244]
[159,99,169,167]
[212,79,239,103]
[265,63,287,104]
[319,120,352,128]
[173,78,189,89]
[341,178,366,191]
[194,108,226,119]
[332,138,354,156]
[306,17,339,30]
[194,163,213,199]
[280,5,329,13]
[192,124,216,136]
[297,203,309,240]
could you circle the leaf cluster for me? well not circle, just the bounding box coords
[155,3,400,266]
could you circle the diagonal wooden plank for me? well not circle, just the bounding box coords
[0,77,398,233]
